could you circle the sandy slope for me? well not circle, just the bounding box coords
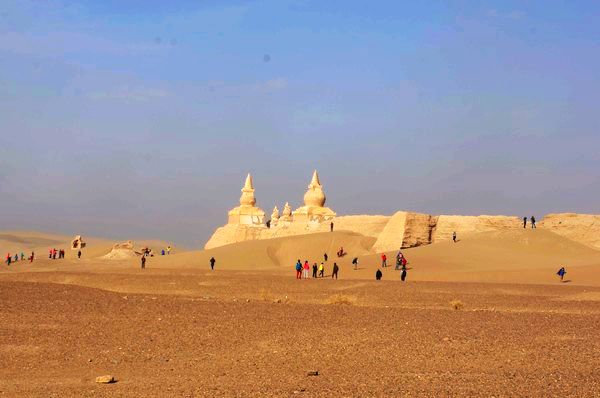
[2,228,600,286]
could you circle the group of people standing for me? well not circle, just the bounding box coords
[295,258,339,279]
[49,248,68,259]
[5,252,34,265]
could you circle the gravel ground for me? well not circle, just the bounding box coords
[1,271,600,397]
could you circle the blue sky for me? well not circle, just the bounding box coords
[1,0,599,247]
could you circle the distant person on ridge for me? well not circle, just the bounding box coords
[30,251,35,263]
[376,269,382,280]
[531,216,536,229]
[452,232,457,243]
[312,262,318,278]
[332,263,339,279]
[77,250,82,259]
[523,217,527,228]
[330,222,334,232]
[337,247,345,257]
[319,262,325,277]
[295,260,302,279]
[303,260,310,279]
[352,257,358,270]
[210,257,216,271]
[167,245,172,255]
[5,253,10,266]
[381,253,387,267]
[20,252,25,261]
[324,253,328,262]
[557,267,566,281]
[141,255,146,270]
[49,249,52,259]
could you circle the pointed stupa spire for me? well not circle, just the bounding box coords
[243,173,254,191]
[239,173,256,206]
[309,170,322,188]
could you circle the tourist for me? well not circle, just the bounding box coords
[330,222,334,232]
[319,262,325,277]
[210,257,216,271]
[167,245,172,255]
[337,247,345,257]
[557,267,566,281]
[352,257,358,270]
[161,249,165,256]
[303,260,310,279]
[381,253,387,267]
[141,255,146,269]
[376,269,382,280]
[266,219,271,229]
[295,260,302,279]
[5,253,10,266]
[531,216,536,229]
[14,254,18,262]
[324,253,328,262]
[49,249,52,259]
[395,252,404,270]
[401,264,407,282]
[30,251,35,263]
[523,216,527,228]
[312,262,318,278]
[332,263,339,279]
[452,232,457,243]
[20,252,25,261]
[78,250,82,259]
[52,249,57,260]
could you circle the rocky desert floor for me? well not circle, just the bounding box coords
[1,264,600,397]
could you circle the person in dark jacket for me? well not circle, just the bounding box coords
[210,257,216,271]
[312,263,318,278]
[332,263,339,279]
[376,269,383,280]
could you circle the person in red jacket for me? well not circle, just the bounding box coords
[303,260,310,279]
[381,253,387,267]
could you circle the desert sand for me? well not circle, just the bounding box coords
[1,228,600,396]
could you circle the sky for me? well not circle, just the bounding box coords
[1,0,599,247]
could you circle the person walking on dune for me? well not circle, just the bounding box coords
[401,264,407,282]
[77,250,82,259]
[531,216,536,229]
[324,253,328,262]
[319,262,325,277]
[295,260,302,279]
[376,269,382,280]
[332,263,339,279]
[523,217,527,228]
[20,252,24,261]
[30,251,35,263]
[141,255,146,270]
[5,253,10,266]
[312,262,318,278]
[330,222,334,232]
[352,257,358,270]
[557,267,566,282]
[303,260,310,279]
[167,245,172,255]
[453,232,457,243]
[210,257,216,271]
[381,253,387,268]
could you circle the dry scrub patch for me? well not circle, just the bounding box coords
[450,299,464,310]
[326,294,357,305]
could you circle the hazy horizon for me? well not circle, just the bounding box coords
[1,1,599,247]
